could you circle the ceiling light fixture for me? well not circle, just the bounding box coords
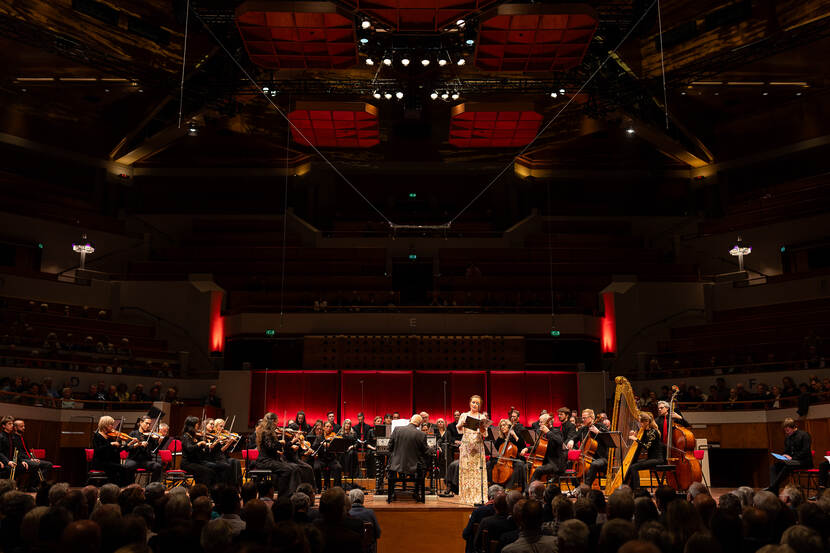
[430,92,438,100]
[401,58,410,66]
[438,58,447,66]
[465,39,475,46]
[729,236,751,271]
[395,91,404,99]
[441,92,449,100]
[384,92,392,100]
[550,92,558,98]
[365,58,374,65]
[421,58,430,66]
[451,92,459,100]
[456,19,465,27]
[457,58,466,66]
[559,88,565,94]
[383,58,392,66]
[626,127,635,135]
[360,38,369,44]
[361,20,371,29]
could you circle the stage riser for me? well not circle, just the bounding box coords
[375,508,471,553]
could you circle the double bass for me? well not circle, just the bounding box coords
[491,424,519,485]
[666,386,702,489]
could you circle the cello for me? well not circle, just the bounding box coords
[666,386,702,490]
[573,426,598,481]
[491,422,519,486]
[526,419,550,483]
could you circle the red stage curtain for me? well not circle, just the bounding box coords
[249,371,339,427]
[340,371,413,423]
[412,371,486,423]
[488,372,579,427]
[451,371,488,419]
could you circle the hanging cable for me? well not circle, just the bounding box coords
[447,0,660,226]
[192,10,394,226]
[177,0,191,129]
[278,95,290,333]
[657,0,669,130]
[545,181,556,327]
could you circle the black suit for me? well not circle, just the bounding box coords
[769,429,813,492]
[388,423,429,500]
[475,513,516,552]
[530,428,564,481]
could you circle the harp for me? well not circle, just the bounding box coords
[604,376,644,495]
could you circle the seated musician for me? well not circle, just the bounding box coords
[13,418,53,486]
[91,415,138,486]
[529,414,564,482]
[127,416,163,482]
[292,411,312,434]
[280,423,315,489]
[767,418,812,494]
[574,409,609,486]
[624,412,665,490]
[531,410,549,432]
[387,414,429,503]
[488,419,527,490]
[256,412,299,496]
[214,418,243,487]
[204,419,235,486]
[312,421,344,491]
[180,416,229,485]
[557,408,577,449]
[156,423,171,451]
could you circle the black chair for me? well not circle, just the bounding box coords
[649,465,678,489]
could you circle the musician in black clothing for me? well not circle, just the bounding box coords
[768,418,813,493]
[91,415,138,486]
[0,417,19,479]
[312,420,344,491]
[180,416,229,486]
[128,416,162,482]
[354,413,372,444]
[488,419,527,490]
[529,414,564,482]
[508,409,526,435]
[214,418,243,486]
[624,412,665,490]
[558,408,578,447]
[256,412,299,496]
[291,411,312,434]
[326,412,341,433]
[574,409,609,486]
[447,411,462,442]
[655,401,689,441]
[280,425,315,489]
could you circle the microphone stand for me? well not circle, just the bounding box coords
[478,419,487,506]
[438,380,453,497]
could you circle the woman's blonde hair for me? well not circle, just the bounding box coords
[97,415,115,433]
[639,411,658,431]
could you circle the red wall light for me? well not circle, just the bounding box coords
[601,291,616,354]
[210,291,225,353]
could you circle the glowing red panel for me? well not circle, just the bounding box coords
[342,0,499,31]
[210,290,225,353]
[236,1,357,69]
[449,103,543,148]
[476,4,597,71]
[288,102,380,148]
[601,291,616,354]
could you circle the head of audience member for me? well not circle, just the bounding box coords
[20,506,48,550]
[62,519,102,553]
[558,519,590,553]
[201,519,234,553]
[58,489,89,521]
[319,487,348,523]
[517,498,544,536]
[779,484,804,510]
[242,498,274,537]
[598,519,637,553]
[296,483,315,508]
[686,481,709,502]
[552,494,574,523]
[717,492,742,518]
[192,496,213,522]
[683,532,723,553]
[49,482,70,505]
[118,484,145,515]
[780,525,822,553]
[633,496,659,529]
[488,484,505,502]
[665,500,705,553]
[99,483,120,505]
[733,486,755,508]
[527,481,545,502]
[409,414,422,427]
[240,481,258,504]
[164,493,193,523]
[607,488,635,521]
[573,498,597,527]
[654,486,677,513]
[587,489,607,515]
[710,507,742,553]
[490,492,508,516]
[693,492,717,528]
[349,488,365,508]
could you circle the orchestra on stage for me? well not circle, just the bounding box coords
[1,376,823,501]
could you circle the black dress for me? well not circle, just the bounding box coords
[91,432,136,486]
[311,435,343,491]
[624,427,665,489]
[488,433,527,490]
[181,432,222,485]
[257,431,298,497]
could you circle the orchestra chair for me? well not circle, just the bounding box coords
[649,464,678,490]
[361,520,377,553]
[557,449,582,492]
[120,450,150,486]
[30,448,61,477]
[84,449,109,487]
[158,449,191,489]
[243,449,275,485]
[792,450,820,497]
[480,529,489,553]
[387,470,423,501]
[168,439,184,469]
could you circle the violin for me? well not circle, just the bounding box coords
[106,430,136,442]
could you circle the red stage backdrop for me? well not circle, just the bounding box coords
[488,371,579,427]
[340,371,413,423]
[249,370,577,427]
[249,370,339,427]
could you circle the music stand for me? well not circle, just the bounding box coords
[596,431,623,475]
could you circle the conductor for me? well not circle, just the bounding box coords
[387,414,429,503]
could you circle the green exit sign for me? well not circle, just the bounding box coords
[265,329,275,336]
[408,254,417,260]
[408,192,417,198]
[550,329,561,337]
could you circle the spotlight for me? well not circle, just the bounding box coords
[270,89,277,97]
[451,92,459,100]
[401,58,410,66]
[373,91,381,99]
[430,92,438,100]
[262,86,270,93]
[188,124,198,136]
[559,88,565,94]
[365,58,374,65]
[457,19,465,27]
[360,38,369,44]
[438,58,447,66]
[457,58,466,66]
[465,39,475,46]
[383,58,392,66]
[626,127,635,135]
[441,92,449,100]
[384,92,392,100]
[395,91,404,99]
[550,92,558,98]
[421,58,430,66]
[361,19,371,29]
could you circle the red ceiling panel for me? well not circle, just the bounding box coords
[288,102,380,148]
[236,1,357,69]
[475,4,598,72]
[342,0,499,31]
[449,102,543,148]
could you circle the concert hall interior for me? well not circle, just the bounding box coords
[1,0,830,552]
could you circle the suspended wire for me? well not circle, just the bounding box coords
[546,181,556,324]
[447,0,660,226]
[192,11,394,226]
[177,0,191,129]
[278,94,290,333]
[657,0,669,129]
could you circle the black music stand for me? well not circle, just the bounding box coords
[373,425,390,494]
[596,431,623,480]
[323,438,347,490]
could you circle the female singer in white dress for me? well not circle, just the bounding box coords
[458,394,489,505]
